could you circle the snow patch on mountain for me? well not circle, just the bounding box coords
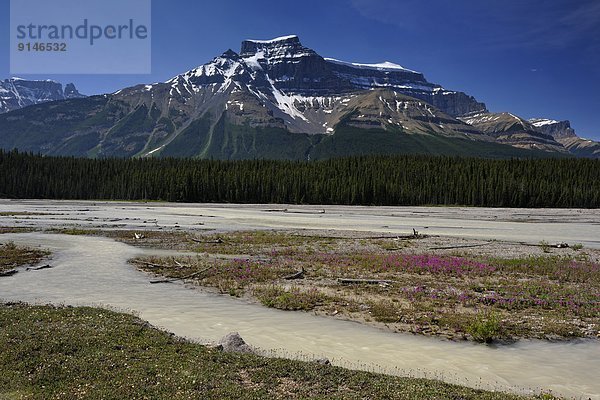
[530,118,560,127]
[245,35,299,44]
[325,58,419,74]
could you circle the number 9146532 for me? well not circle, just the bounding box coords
[17,42,67,52]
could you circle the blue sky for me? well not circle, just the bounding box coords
[1,0,599,139]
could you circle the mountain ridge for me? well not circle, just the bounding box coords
[0,78,84,114]
[0,35,592,159]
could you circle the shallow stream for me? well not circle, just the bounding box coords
[1,232,598,399]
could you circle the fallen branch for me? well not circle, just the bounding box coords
[190,238,224,244]
[519,242,571,249]
[26,264,53,271]
[0,269,18,277]
[283,267,304,280]
[174,260,190,268]
[135,260,172,269]
[150,264,214,284]
[429,242,491,250]
[337,278,394,285]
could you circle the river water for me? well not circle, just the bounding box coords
[1,200,600,249]
[1,231,599,399]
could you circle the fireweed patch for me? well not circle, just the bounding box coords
[132,231,600,341]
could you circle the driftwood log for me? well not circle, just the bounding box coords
[429,243,491,250]
[337,278,394,285]
[135,261,172,269]
[520,242,571,249]
[150,264,214,284]
[283,268,304,280]
[26,264,53,271]
[191,238,224,244]
[0,269,18,277]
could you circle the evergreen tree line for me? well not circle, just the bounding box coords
[0,150,599,208]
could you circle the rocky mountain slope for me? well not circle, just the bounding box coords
[0,78,84,114]
[530,119,600,158]
[0,35,575,160]
[458,112,567,153]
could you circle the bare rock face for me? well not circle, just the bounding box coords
[218,332,254,353]
[64,83,85,99]
[530,118,600,158]
[236,35,485,117]
[0,78,84,113]
[459,112,568,153]
[530,119,577,140]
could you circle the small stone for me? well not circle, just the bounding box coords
[314,358,331,365]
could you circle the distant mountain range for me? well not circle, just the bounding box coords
[0,78,84,114]
[0,35,597,159]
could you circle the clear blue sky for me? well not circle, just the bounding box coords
[2,0,599,139]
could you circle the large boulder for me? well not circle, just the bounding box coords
[218,332,254,353]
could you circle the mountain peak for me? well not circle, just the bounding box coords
[243,35,299,44]
[221,49,240,60]
[240,35,314,58]
[530,118,577,140]
[64,83,84,99]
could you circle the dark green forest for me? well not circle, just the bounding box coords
[0,150,598,208]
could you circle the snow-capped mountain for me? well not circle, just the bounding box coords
[153,35,485,130]
[0,78,84,114]
[0,35,579,159]
[530,119,600,158]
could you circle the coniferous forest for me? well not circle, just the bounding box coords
[0,150,598,208]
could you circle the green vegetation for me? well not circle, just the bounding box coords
[0,211,49,216]
[0,303,553,399]
[161,116,320,160]
[310,124,549,160]
[0,96,120,157]
[0,226,34,234]
[0,241,49,273]
[1,150,600,207]
[572,243,584,251]
[467,311,502,343]
[192,230,336,254]
[254,286,328,311]
[133,231,600,341]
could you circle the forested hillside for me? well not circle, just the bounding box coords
[0,150,598,208]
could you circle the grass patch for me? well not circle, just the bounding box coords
[0,241,49,273]
[0,303,555,400]
[0,211,50,216]
[0,226,35,234]
[254,286,328,311]
[192,230,337,255]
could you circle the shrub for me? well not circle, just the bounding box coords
[467,311,501,343]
